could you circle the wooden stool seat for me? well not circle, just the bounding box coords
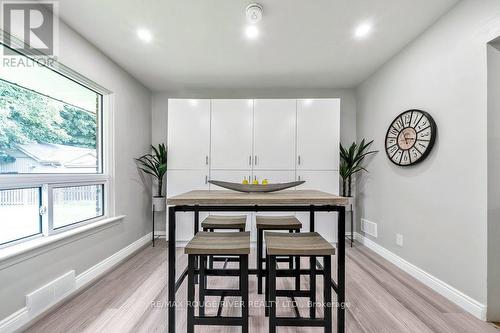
[201,215,247,230]
[185,231,250,255]
[256,215,302,230]
[265,232,335,256]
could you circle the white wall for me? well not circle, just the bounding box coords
[487,42,500,321]
[151,88,357,232]
[0,20,152,319]
[356,0,500,307]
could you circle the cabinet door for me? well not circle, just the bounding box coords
[297,99,340,170]
[252,170,296,185]
[167,99,211,170]
[296,170,339,194]
[211,99,254,169]
[296,170,339,243]
[253,99,296,170]
[166,170,209,242]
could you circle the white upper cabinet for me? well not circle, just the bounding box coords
[297,99,340,170]
[253,99,296,170]
[167,99,211,170]
[211,99,254,170]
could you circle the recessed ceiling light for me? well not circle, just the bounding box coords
[245,25,259,39]
[354,22,373,39]
[137,28,153,43]
[189,99,198,106]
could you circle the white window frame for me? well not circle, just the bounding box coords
[0,33,116,249]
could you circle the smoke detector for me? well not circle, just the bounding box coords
[246,3,263,24]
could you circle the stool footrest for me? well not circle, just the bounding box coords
[204,289,241,297]
[193,316,244,326]
[200,268,240,276]
[211,257,240,262]
[260,269,325,277]
[276,290,311,298]
[276,317,329,327]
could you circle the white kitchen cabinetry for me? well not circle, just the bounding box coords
[167,98,340,244]
[253,99,296,170]
[167,99,211,170]
[297,99,340,170]
[211,99,254,170]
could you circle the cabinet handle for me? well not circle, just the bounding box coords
[249,155,252,165]
[298,175,301,181]
[298,155,301,165]
[254,175,257,181]
[205,175,208,184]
[205,155,209,165]
[254,155,257,165]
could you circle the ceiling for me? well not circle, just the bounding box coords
[55,0,459,92]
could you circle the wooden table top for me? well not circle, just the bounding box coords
[166,190,348,206]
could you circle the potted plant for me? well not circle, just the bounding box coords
[135,143,167,211]
[340,139,377,201]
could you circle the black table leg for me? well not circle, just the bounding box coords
[338,206,345,333]
[194,207,199,284]
[168,206,176,333]
[257,228,263,294]
[309,205,315,232]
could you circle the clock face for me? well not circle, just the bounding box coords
[385,110,436,166]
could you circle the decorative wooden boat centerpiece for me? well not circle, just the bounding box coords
[208,180,305,193]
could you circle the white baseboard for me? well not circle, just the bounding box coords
[354,232,487,321]
[0,232,152,333]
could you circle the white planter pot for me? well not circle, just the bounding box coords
[345,196,355,212]
[152,196,166,212]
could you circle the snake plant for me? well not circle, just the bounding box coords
[135,143,167,197]
[340,139,377,197]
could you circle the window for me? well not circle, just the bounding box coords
[0,41,112,248]
[0,187,42,246]
[52,184,104,229]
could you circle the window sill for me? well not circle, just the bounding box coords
[0,215,125,270]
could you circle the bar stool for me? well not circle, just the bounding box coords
[264,232,334,333]
[256,215,302,294]
[185,231,250,333]
[201,215,247,270]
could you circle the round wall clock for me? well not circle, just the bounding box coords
[385,109,437,166]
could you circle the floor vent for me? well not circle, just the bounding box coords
[26,271,76,315]
[361,218,378,238]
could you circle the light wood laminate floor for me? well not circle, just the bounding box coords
[25,240,498,333]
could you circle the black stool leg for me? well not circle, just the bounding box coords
[269,255,277,333]
[257,228,264,294]
[324,255,332,333]
[199,255,206,317]
[240,254,249,333]
[295,255,301,291]
[208,228,214,270]
[187,255,195,333]
[295,230,301,291]
[310,255,317,319]
[265,251,270,317]
[288,230,294,269]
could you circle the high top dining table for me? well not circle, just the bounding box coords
[166,189,348,332]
